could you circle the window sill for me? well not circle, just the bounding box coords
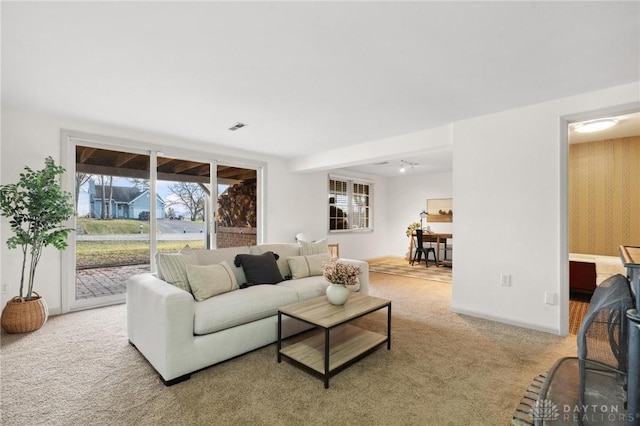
[329,228,373,234]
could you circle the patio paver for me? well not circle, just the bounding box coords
[75,264,150,300]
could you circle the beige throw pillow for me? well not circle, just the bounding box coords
[287,253,332,279]
[299,239,329,256]
[185,261,239,301]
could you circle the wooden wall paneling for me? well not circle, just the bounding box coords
[569,136,640,256]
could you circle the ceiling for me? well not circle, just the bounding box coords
[2,2,639,176]
[76,146,256,184]
[351,111,640,177]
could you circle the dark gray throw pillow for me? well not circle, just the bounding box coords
[234,252,283,286]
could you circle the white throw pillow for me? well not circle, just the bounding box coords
[287,253,332,279]
[185,261,239,301]
[299,239,329,256]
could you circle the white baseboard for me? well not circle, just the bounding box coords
[365,255,407,262]
[48,307,62,316]
[451,305,562,336]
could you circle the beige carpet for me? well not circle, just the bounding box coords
[368,257,452,283]
[1,273,576,426]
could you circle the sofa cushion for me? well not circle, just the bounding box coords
[299,239,329,256]
[186,261,239,301]
[277,276,330,301]
[250,243,301,278]
[287,253,332,279]
[155,247,198,293]
[187,246,251,285]
[234,252,283,286]
[193,285,299,335]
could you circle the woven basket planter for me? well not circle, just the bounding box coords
[1,292,48,334]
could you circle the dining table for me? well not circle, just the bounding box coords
[408,231,453,267]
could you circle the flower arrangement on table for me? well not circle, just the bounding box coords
[406,222,421,238]
[322,259,362,287]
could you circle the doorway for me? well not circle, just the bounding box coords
[566,110,640,334]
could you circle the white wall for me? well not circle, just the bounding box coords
[3,81,638,334]
[0,109,391,313]
[323,170,390,261]
[452,82,639,335]
[386,171,453,258]
[2,110,78,313]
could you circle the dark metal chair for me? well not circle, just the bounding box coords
[411,229,437,268]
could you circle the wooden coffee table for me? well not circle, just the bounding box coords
[277,293,391,388]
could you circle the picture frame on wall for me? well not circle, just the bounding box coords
[427,198,453,222]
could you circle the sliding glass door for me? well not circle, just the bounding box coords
[62,131,264,312]
[215,163,258,248]
[156,156,212,253]
[72,145,150,310]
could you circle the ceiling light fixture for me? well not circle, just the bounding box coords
[572,118,618,133]
[229,122,248,131]
[399,160,418,173]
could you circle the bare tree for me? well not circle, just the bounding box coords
[96,175,114,219]
[167,182,205,221]
[107,176,113,218]
[129,178,149,192]
[74,172,92,214]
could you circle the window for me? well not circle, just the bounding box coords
[328,176,372,232]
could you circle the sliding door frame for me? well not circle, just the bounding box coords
[60,129,266,313]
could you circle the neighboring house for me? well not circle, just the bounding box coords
[88,180,165,219]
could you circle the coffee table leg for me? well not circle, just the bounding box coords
[277,312,282,363]
[387,303,392,350]
[324,328,330,389]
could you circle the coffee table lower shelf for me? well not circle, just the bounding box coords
[279,324,387,387]
[277,293,392,388]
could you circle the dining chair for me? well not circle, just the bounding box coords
[411,229,437,267]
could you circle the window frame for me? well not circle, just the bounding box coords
[328,174,373,233]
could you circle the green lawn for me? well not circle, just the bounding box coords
[76,240,204,268]
[75,218,208,267]
[77,218,150,234]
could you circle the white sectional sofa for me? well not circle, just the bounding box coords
[126,242,369,385]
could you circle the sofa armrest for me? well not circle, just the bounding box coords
[126,272,195,381]
[337,258,370,295]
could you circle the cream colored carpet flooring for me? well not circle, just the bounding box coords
[1,273,576,426]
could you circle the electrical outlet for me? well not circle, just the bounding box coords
[545,291,558,305]
[500,273,511,287]
[1,284,8,293]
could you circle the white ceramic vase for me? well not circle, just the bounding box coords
[326,283,350,306]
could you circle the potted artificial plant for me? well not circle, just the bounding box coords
[0,156,74,333]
